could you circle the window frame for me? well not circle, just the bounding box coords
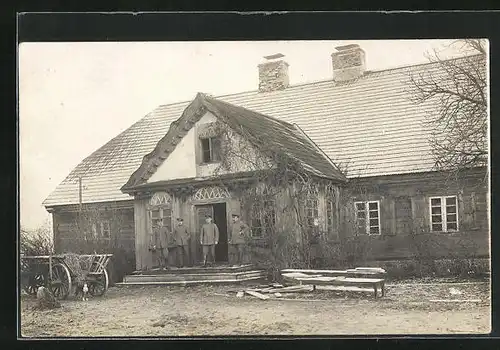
[429,196,459,233]
[149,205,173,234]
[92,220,111,240]
[250,196,277,240]
[354,200,381,236]
[326,198,335,235]
[200,136,221,164]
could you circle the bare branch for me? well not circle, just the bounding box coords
[408,39,488,173]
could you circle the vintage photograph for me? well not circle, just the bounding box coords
[19,39,490,336]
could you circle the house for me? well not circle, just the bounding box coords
[43,44,489,274]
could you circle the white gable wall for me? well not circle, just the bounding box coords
[146,113,216,183]
[147,111,272,183]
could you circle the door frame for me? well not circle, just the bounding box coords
[191,198,229,264]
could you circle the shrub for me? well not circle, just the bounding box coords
[20,227,54,256]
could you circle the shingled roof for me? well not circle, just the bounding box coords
[122,93,345,191]
[43,58,465,207]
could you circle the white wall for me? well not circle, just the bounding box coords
[148,111,272,182]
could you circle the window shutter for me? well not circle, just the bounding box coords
[395,196,412,235]
[380,198,395,236]
[411,196,428,233]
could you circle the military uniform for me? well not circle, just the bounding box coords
[229,220,250,265]
[173,224,191,267]
[200,222,219,265]
[150,226,170,268]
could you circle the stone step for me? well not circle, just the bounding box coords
[117,272,267,286]
[131,264,255,275]
[123,270,266,283]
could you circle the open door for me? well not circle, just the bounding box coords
[213,203,228,263]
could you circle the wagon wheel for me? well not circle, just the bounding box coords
[23,272,46,295]
[88,268,109,297]
[49,263,72,300]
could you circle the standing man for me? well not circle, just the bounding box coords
[174,218,191,267]
[150,224,169,269]
[229,213,250,266]
[200,215,219,267]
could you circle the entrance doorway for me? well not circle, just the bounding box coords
[195,203,228,263]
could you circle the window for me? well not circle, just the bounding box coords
[430,196,458,232]
[306,197,319,228]
[200,137,221,163]
[354,201,381,235]
[326,199,335,234]
[250,197,276,239]
[150,207,172,232]
[92,221,111,239]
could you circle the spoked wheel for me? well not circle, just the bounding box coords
[49,263,72,300]
[23,272,46,295]
[88,269,109,297]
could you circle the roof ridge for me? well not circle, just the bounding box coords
[204,95,297,129]
[151,52,483,111]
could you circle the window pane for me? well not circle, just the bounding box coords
[211,137,221,161]
[446,205,457,214]
[369,218,379,227]
[101,222,110,238]
[357,219,366,233]
[357,211,366,219]
[432,215,442,223]
[432,223,442,231]
[369,210,378,218]
[162,217,171,229]
[431,206,442,215]
[446,214,457,223]
[431,198,441,206]
[252,227,262,238]
[446,197,456,206]
[447,222,458,231]
[151,210,160,218]
[201,138,211,162]
[152,219,162,228]
[368,202,378,210]
[369,226,380,235]
[355,202,364,210]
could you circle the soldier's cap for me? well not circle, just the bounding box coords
[231,213,240,217]
[205,215,212,218]
[176,218,183,221]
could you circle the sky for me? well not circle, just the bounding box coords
[19,39,470,231]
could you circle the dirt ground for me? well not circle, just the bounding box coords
[20,280,491,337]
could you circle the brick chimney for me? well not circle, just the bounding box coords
[331,44,366,82]
[258,53,289,93]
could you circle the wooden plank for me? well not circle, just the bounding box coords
[291,276,384,285]
[282,268,384,276]
[354,267,386,272]
[282,272,324,278]
[429,299,482,303]
[245,290,270,300]
[267,286,314,293]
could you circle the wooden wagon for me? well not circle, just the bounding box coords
[20,253,112,300]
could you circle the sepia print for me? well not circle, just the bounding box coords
[19,39,490,337]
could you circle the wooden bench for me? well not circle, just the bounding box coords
[283,273,385,298]
[282,268,386,279]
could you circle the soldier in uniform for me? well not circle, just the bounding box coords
[150,224,170,269]
[229,213,250,266]
[158,225,170,269]
[200,215,219,267]
[173,218,191,267]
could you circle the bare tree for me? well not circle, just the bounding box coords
[409,39,488,173]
